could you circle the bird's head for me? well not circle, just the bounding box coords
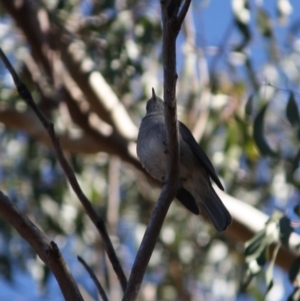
[146,88,164,115]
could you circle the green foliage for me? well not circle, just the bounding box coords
[253,103,277,157]
[256,8,273,38]
[286,93,300,128]
[286,92,300,141]
[244,211,297,298]
[245,94,254,118]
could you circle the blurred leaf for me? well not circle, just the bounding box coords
[245,248,268,278]
[41,265,51,289]
[245,94,254,117]
[245,138,259,160]
[225,117,243,151]
[232,0,251,51]
[289,256,300,284]
[234,21,251,51]
[56,0,66,10]
[286,92,300,127]
[279,216,293,247]
[267,210,284,224]
[288,287,300,301]
[246,284,266,301]
[277,0,292,24]
[245,229,266,260]
[286,92,300,139]
[256,247,268,267]
[257,8,273,38]
[0,255,12,281]
[253,103,277,157]
[294,205,300,218]
[265,244,280,294]
[265,270,274,294]
[245,244,267,276]
[245,212,283,283]
[286,149,300,187]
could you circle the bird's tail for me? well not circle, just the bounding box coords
[198,185,232,231]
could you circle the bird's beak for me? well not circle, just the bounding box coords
[152,88,156,100]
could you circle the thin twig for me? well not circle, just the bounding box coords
[177,0,192,26]
[78,256,109,301]
[0,48,127,292]
[0,191,84,301]
[121,1,192,300]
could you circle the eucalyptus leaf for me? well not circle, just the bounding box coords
[289,256,300,284]
[294,205,300,218]
[245,229,266,260]
[245,94,254,117]
[286,92,300,127]
[253,103,277,157]
[279,216,293,247]
[257,8,273,38]
[265,244,280,294]
[287,287,300,301]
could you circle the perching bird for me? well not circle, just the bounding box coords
[136,89,232,231]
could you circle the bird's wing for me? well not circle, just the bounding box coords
[176,188,200,215]
[179,121,224,191]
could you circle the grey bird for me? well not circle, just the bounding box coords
[137,89,232,231]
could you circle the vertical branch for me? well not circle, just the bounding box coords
[107,156,122,300]
[162,1,181,190]
[121,1,192,300]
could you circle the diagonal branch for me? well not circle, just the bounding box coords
[0,48,128,292]
[0,191,84,301]
[78,256,109,301]
[177,0,192,26]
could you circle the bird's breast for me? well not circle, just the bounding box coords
[137,121,167,182]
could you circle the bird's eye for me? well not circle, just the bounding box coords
[146,101,150,112]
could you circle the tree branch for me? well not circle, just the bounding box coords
[0,48,128,292]
[78,256,109,301]
[0,191,84,301]
[121,1,192,300]
[0,107,132,154]
[177,0,192,26]
[55,32,138,140]
[1,0,138,140]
